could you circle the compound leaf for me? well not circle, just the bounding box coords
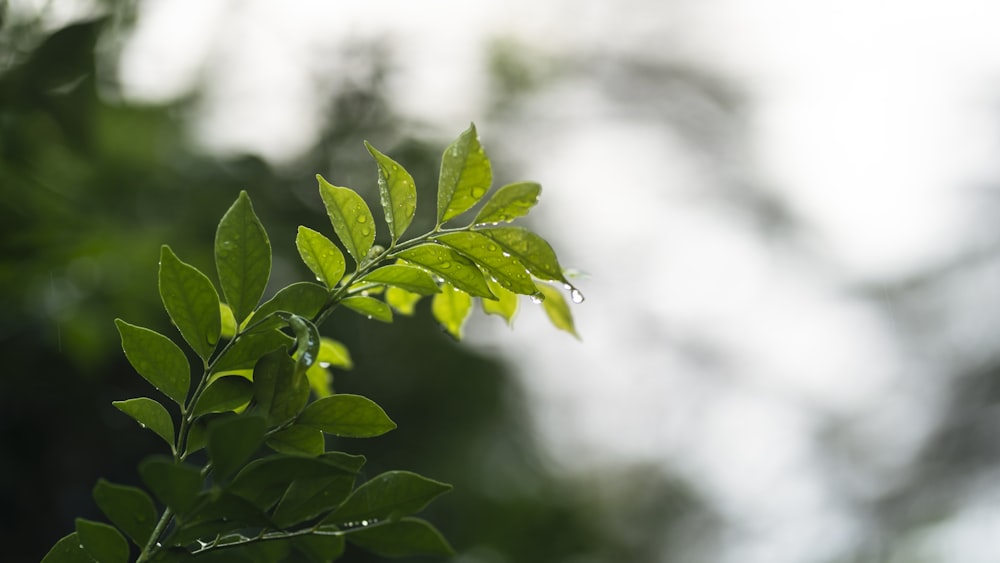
[325,471,451,525]
[215,191,271,324]
[296,226,346,290]
[342,296,393,323]
[356,264,440,296]
[158,246,221,361]
[346,518,454,558]
[394,243,494,299]
[437,124,491,223]
[365,141,417,242]
[433,231,539,296]
[473,181,541,225]
[114,320,190,406]
[432,283,472,340]
[298,394,396,438]
[92,480,158,547]
[112,397,175,448]
[76,518,128,563]
[317,174,375,266]
[193,376,254,416]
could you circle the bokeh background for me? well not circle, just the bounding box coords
[5,1,1000,561]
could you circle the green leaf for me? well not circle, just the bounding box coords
[112,398,175,448]
[265,425,325,457]
[366,141,417,242]
[92,480,158,547]
[294,534,345,563]
[41,532,95,563]
[76,518,129,563]
[306,362,334,398]
[158,245,222,361]
[211,329,293,374]
[252,349,310,426]
[341,296,393,323]
[279,313,321,374]
[326,471,451,525]
[318,337,352,370]
[356,264,440,296]
[434,231,539,296]
[317,174,375,266]
[432,283,472,340]
[194,376,254,416]
[473,181,541,225]
[114,320,190,406]
[347,518,454,558]
[216,191,271,324]
[138,457,203,516]
[228,454,359,510]
[296,226,346,290]
[220,303,237,339]
[298,394,397,438]
[272,475,356,528]
[385,287,422,316]
[478,226,568,283]
[481,277,518,325]
[206,415,266,480]
[394,243,495,299]
[177,491,274,541]
[437,124,492,223]
[536,282,580,339]
[249,282,329,331]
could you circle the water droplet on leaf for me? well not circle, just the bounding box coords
[570,288,585,303]
[530,293,544,304]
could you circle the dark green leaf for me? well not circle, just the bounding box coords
[216,191,271,324]
[294,533,345,563]
[346,518,454,558]
[326,471,451,525]
[194,376,254,416]
[341,296,393,323]
[206,415,265,480]
[41,532,95,563]
[211,329,292,374]
[481,277,518,325]
[265,425,325,457]
[158,245,222,361]
[432,283,472,340]
[112,398,175,448]
[434,231,539,296]
[478,226,568,283]
[320,451,368,474]
[76,518,129,563]
[536,282,580,339]
[437,124,492,223]
[114,320,190,406]
[252,349,309,426]
[279,313,321,374]
[139,457,203,516]
[92,480,158,547]
[318,337,352,370]
[228,454,358,510]
[384,287,422,316]
[272,475,356,528]
[394,243,494,299]
[249,282,329,331]
[365,141,417,242]
[317,174,375,266]
[296,226,346,290]
[177,491,273,542]
[473,181,541,225]
[356,264,440,296]
[298,394,396,438]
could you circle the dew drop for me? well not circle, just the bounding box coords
[501,251,511,258]
[320,361,331,368]
[439,262,452,269]
[361,520,369,526]
[361,227,371,236]
[529,293,544,304]
[570,288,585,303]
[139,423,147,429]
[487,244,498,252]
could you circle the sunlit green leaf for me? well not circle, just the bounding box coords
[253,349,309,426]
[265,425,325,457]
[385,287,422,316]
[346,518,454,558]
[342,296,393,323]
[220,303,237,339]
[272,475,356,528]
[473,181,540,225]
[158,245,221,361]
[325,471,451,525]
[394,243,494,299]
[206,415,266,480]
[306,362,333,398]
[193,376,254,416]
[246,282,328,332]
[481,277,518,325]
[318,337,352,369]
[211,329,292,374]
[356,264,440,295]
[317,174,375,266]
[432,283,472,340]
[228,454,358,510]
[114,320,190,406]
[433,231,539,296]
[138,457,202,516]
[477,226,568,284]
[112,397,175,448]
[92,480,158,547]
[41,532,94,563]
[437,124,492,223]
[215,191,271,324]
[296,226,346,290]
[536,282,580,339]
[294,534,345,563]
[76,518,128,563]
[366,141,417,242]
[298,394,396,438]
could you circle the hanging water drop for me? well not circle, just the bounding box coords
[530,293,544,304]
[570,288,585,303]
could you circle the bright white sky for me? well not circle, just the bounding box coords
[117,1,1000,561]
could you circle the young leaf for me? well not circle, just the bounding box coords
[298,394,397,438]
[356,264,440,295]
[210,329,292,374]
[248,281,329,332]
[279,312,321,374]
[385,287,422,315]
[325,471,452,525]
[76,518,129,563]
[215,191,271,324]
[252,349,310,426]
[433,231,539,296]
[114,320,190,406]
[138,457,203,516]
[317,174,375,266]
[219,303,237,339]
[193,375,254,416]
[536,282,580,339]
[437,124,492,224]
[306,362,333,398]
[481,277,518,325]
[265,425,325,457]
[394,243,495,299]
[432,283,472,340]
[272,475,357,528]
[473,181,541,225]
[342,296,393,323]
[158,245,221,361]
[365,141,417,242]
[346,517,454,558]
[477,226,568,284]
[296,226,346,290]
[206,414,266,480]
[112,398,175,448]
[92,479,158,547]
[318,337,352,370]
[41,532,93,563]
